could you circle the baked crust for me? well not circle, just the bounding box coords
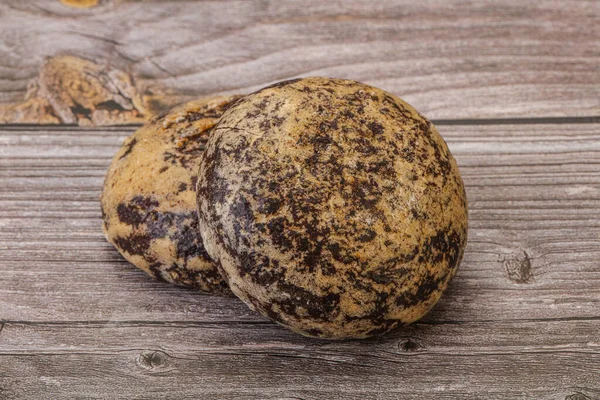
[101,96,241,293]
[197,78,468,338]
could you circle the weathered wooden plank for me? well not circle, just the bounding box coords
[0,124,599,325]
[2,352,597,400]
[0,320,598,399]
[0,0,599,124]
[2,319,599,356]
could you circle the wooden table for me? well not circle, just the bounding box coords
[1,1,599,398]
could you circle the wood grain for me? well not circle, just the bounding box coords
[1,123,599,398]
[0,320,598,399]
[0,0,599,124]
[1,1,600,396]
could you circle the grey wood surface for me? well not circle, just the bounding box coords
[1,123,599,399]
[0,0,599,124]
[1,0,600,399]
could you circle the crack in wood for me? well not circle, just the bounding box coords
[565,392,594,400]
[3,315,600,328]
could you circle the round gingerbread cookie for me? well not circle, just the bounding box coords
[101,95,241,293]
[197,78,468,338]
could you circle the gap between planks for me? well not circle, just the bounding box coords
[1,116,600,131]
[3,315,600,328]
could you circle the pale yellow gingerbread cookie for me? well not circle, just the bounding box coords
[102,95,241,293]
[197,78,468,338]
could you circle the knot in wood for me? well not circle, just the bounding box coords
[136,350,170,371]
[504,250,533,284]
[398,338,424,352]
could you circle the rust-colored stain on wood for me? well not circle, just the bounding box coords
[59,0,100,9]
[0,55,167,126]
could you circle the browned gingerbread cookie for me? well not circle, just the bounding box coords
[101,95,241,293]
[197,78,468,338]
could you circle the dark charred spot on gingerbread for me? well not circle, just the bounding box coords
[113,233,152,257]
[272,100,285,113]
[401,146,416,163]
[367,121,384,135]
[119,138,137,160]
[190,175,198,189]
[328,242,359,264]
[446,230,466,269]
[237,251,285,287]
[302,240,324,273]
[113,192,213,265]
[319,259,337,276]
[265,217,293,251]
[201,267,232,293]
[354,137,378,155]
[259,118,273,131]
[329,118,339,130]
[306,328,324,337]
[245,108,261,119]
[275,282,341,321]
[366,159,395,178]
[184,111,216,123]
[419,228,463,266]
[271,115,285,127]
[367,266,409,285]
[257,197,282,215]
[411,208,427,220]
[229,196,253,226]
[373,291,391,317]
[358,229,377,243]
[437,156,452,177]
[256,97,270,111]
[116,195,159,226]
[177,182,188,193]
[393,270,442,308]
[341,109,355,120]
[164,262,198,288]
[162,260,228,293]
[174,223,209,260]
[163,152,176,164]
[199,150,230,207]
[158,165,169,173]
[147,262,166,282]
[261,302,286,325]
